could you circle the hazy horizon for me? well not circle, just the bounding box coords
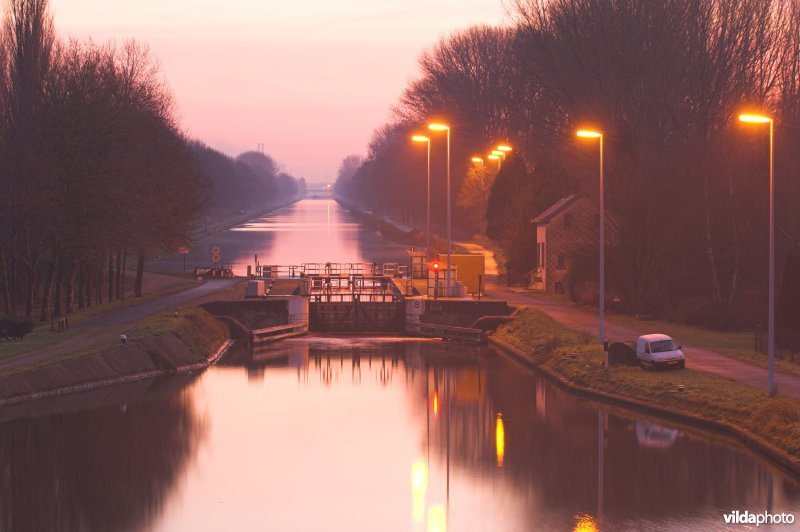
[49,0,508,183]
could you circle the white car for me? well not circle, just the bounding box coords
[636,334,685,369]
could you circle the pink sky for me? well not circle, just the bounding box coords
[50,0,508,184]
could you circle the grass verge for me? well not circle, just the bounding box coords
[505,289,800,379]
[0,280,195,360]
[608,312,800,378]
[74,306,227,360]
[495,308,800,460]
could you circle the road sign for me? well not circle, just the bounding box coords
[178,246,189,254]
[211,253,221,262]
[211,246,221,255]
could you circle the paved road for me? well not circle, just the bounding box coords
[0,280,239,375]
[454,239,800,401]
[79,279,239,328]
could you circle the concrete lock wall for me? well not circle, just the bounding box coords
[405,298,425,323]
[285,296,309,324]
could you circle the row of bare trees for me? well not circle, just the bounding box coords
[335,0,800,327]
[0,0,208,322]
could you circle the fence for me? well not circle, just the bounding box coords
[754,325,800,362]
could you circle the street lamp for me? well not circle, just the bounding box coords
[429,122,452,296]
[497,145,512,152]
[490,150,506,171]
[412,134,432,259]
[739,112,775,396]
[576,128,607,369]
[471,156,484,164]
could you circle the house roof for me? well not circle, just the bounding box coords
[531,193,581,224]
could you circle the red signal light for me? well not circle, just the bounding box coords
[433,263,439,271]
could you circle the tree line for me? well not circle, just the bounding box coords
[191,143,305,222]
[0,0,303,325]
[335,0,800,328]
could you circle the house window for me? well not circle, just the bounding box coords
[554,281,564,294]
[563,214,573,228]
[557,255,565,269]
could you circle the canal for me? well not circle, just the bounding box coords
[1,199,798,531]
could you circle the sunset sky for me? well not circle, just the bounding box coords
[50,0,508,184]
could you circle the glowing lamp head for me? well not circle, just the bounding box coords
[497,145,512,152]
[487,154,500,160]
[491,150,505,157]
[471,157,483,163]
[412,135,430,142]
[428,122,450,131]
[576,129,603,139]
[433,262,439,271]
[738,113,771,124]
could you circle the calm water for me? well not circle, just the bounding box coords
[2,200,798,531]
[150,199,410,275]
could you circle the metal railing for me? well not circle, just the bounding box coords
[754,325,799,362]
[255,263,408,279]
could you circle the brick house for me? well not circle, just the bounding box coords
[530,194,596,294]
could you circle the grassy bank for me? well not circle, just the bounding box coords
[514,290,800,379]
[0,306,228,404]
[495,308,800,461]
[607,311,800,378]
[0,279,196,360]
[81,306,227,360]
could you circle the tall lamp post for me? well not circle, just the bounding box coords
[576,128,607,369]
[429,122,452,296]
[739,113,776,397]
[412,135,432,259]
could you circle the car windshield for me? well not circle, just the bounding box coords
[650,340,678,353]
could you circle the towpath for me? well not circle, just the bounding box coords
[0,279,239,375]
[457,240,800,401]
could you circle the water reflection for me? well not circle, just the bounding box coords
[149,199,409,276]
[0,377,206,532]
[177,338,800,531]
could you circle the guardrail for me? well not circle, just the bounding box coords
[256,263,408,279]
[250,321,308,345]
[406,321,484,344]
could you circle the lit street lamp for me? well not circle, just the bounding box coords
[739,112,776,397]
[412,134,432,259]
[490,150,506,170]
[429,122,452,296]
[471,156,484,164]
[576,128,607,369]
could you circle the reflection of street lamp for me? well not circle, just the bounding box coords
[412,134,432,259]
[576,128,606,369]
[739,112,775,396]
[429,122,452,296]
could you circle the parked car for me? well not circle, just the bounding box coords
[635,333,685,369]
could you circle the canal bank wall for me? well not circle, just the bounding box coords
[0,309,231,407]
[489,318,800,478]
